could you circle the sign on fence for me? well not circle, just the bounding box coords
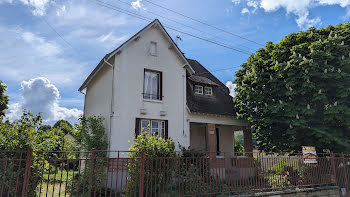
[302,146,317,163]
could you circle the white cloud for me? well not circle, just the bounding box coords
[232,0,241,4]
[97,32,128,47]
[21,31,61,56]
[345,6,350,18]
[0,26,89,88]
[259,0,320,29]
[54,2,128,28]
[226,81,237,97]
[318,0,350,7]
[131,0,143,10]
[19,0,50,16]
[295,13,321,28]
[241,7,250,14]
[240,0,350,28]
[56,5,66,16]
[6,77,83,123]
[247,0,259,13]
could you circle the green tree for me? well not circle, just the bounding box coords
[0,111,68,196]
[234,23,350,153]
[0,80,9,117]
[0,111,65,151]
[77,115,108,151]
[53,120,74,135]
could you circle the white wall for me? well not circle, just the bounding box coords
[83,24,247,152]
[84,64,113,142]
[187,112,247,128]
[106,25,189,151]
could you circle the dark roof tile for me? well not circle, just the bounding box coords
[186,59,238,116]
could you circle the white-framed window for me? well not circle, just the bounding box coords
[149,41,157,56]
[194,85,203,94]
[144,70,161,100]
[140,119,166,138]
[204,87,212,96]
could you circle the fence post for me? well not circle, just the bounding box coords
[139,149,145,197]
[331,152,338,186]
[88,149,95,197]
[21,148,33,197]
[341,153,349,193]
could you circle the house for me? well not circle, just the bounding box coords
[78,19,252,156]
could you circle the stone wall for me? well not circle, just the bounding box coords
[231,186,341,197]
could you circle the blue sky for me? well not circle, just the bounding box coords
[0,0,349,124]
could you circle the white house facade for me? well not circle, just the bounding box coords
[79,19,251,155]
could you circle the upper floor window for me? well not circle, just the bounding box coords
[149,41,157,56]
[144,69,162,100]
[194,85,203,94]
[204,87,212,96]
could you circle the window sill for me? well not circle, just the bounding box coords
[143,99,163,103]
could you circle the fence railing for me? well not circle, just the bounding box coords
[0,150,349,197]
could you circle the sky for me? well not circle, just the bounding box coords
[0,0,349,124]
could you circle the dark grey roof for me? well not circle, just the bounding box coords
[188,75,218,86]
[186,59,238,116]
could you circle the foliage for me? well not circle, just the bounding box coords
[53,120,74,136]
[234,138,245,153]
[70,115,108,195]
[266,157,331,188]
[0,111,74,196]
[126,129,177,196]
[0,80,8,117]
[77,116,108,151]
[234,23,350,153]
[0,111,66,151]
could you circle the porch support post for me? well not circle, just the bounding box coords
[206,123,216,166]
[243,127,253,157]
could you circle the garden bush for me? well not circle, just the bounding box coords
[126,129,177,196]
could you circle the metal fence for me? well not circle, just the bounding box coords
[0,149,349,197]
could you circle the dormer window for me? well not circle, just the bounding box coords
[204,87,212,96]
[194,85,203,94]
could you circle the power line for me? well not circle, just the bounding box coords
[142,0,264,46]
[196,65,242,75]
[42,18,78,53]
[113,0,256,53]
[95,0,250,54]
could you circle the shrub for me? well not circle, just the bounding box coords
[70,115,108,196]
[126,129,177,196]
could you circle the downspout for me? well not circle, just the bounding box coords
[104,58,115,152]
[183,73,186,137]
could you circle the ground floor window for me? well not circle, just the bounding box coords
[136,118,167,138]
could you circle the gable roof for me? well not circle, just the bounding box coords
[78,19,194,92]
[188,75,218,86]
[186,59,238,116]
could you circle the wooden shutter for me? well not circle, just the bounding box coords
[135,118,140,136]
[165,120,168,139]
[159,72,163,100]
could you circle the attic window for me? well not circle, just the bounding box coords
[194,85,203,94]
[149,41,157,56]
[204,87,212,96]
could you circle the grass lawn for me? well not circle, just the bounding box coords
[39,170,76,196]
[39,182,69,197]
